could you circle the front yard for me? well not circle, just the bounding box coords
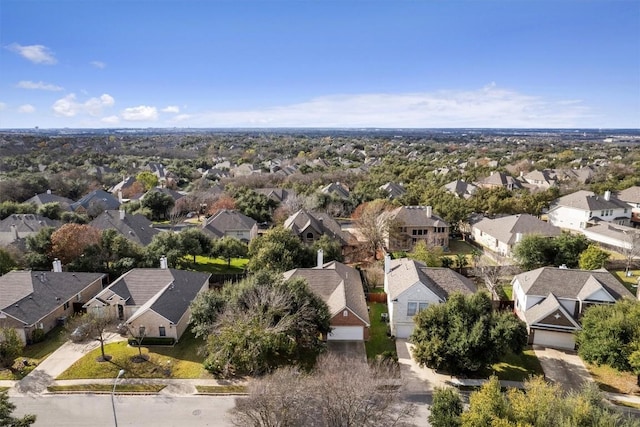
[0,325,67,380]
[587,363,640,395]
[487,348,545,382]
[57,330,212,380]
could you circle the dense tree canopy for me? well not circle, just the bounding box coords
[247,226,314,272]
[193,270,331,377]
[50,223,101,265]
[579,244,611,270]
[210,236,248,267]
[411,292,528,374]
[513,233,590,270]
[576,299,640,385]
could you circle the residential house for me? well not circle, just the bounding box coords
[617,186,640,227]
[582,223,640,256]
[0,214,61,247]
[512,266,634,349]
[383,257,476,338]
[443,180,478,199]
[284,209,352,247]
[70,189,121,216]
[379,206,449,252]
[202,209,258,242]
[255,187,297,204]
[283,256,370,341]
[25,190,74,211]
[320,182,350,200]
[379,182,406,200]
[84,266,211,341]
[0,267,106,344]
[520,170,557,190]
[142,187,187,203]
[89,210,161,247]
[476,171,522,191]
[470,214,561,258]
[547,190,631,232]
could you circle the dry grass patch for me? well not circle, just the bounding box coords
[587,363,640,395]
[195,385,247,394]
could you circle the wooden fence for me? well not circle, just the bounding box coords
[366,292,388,303]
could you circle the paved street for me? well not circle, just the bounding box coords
[11,394,237,427]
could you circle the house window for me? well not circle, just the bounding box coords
[417,229,423,236]
[159,326,166,337]
[63,301,70,310]
[412,229,417,235]
[407,302,429,316]
[138,326,146,336]
[306,232,314,240]
[343,310,349,317]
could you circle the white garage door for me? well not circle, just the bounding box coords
[396,324,415,339]
[328,326,363,341]
[533,330,575,350]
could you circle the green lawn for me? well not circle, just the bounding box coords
[487,348,545,382]
[612,270,639,294]
[365,302,396,360]
[447,239,477,255]
[501,284,513,300]
[0,325,68,380]
[47,384,166,393]
[195,385,247,394]
[57,329,212,380]
[186,255,248,274]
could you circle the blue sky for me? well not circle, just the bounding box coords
[1,0,639,129]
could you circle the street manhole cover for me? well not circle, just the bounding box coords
[192,409,201,416]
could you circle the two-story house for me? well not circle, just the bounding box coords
[617,186,640,227]
[512,266,634,349]
[547,190,631,232]
[379,206,449,252]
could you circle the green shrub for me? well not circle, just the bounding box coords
[128,337,175,346]
[31,329,46,344]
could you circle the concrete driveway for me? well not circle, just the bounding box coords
[533,345,593,392]
[326,340,367,361]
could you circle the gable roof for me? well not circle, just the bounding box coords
[202,210,257,238]
[25,192,74,210]
[478,172,522,189]
[283,209,351,245]
[0,271,106,325]
[617,186,640,204]
[513,267,634,301]
[90,268,210,324]
[383,206,449,228]
[443,180,477,199]
[472,214,561,245]
[71,189,121,212]
[89,210,161,246]
[283,261,369,326]
[386,258,475,301]
[0,214,61,233]
[552,190,628,211]
[524,293,581,330]
[379,182,406,199]
[320,182,350,199]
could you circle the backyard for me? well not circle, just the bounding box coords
[185,255,248,274]
[365,302,396,361]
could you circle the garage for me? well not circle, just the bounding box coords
[395,324,415,339]
[532,329,575,350]
[328,326,363,341]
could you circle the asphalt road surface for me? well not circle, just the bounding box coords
[11,394,237,427]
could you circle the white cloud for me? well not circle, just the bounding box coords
[101,115,120,125]
[17,80,63,91]
[90,61,106,69]
[161,105,180,113]
[7,43,57,64]
[18,104,36,114]
[52,93,115,117]
[121,105,158,121]
[188,85,592,128]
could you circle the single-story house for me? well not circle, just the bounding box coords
[202,209,258,243]
[89,210,161,247]
[0,267,106,344]
[512,266,635,350]
[283,253,370,341]
[383,256,476,338]
[84,266,211,341]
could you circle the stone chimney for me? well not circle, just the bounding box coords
[426,206,432,218]
[604,190,611,201]
[10,224,18,241]
[160,256,168,269]
[52,258,62,273]
[119,209,125,220]
[317,249,324,268]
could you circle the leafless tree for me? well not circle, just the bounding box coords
[231,354,416,427]
[474,258,515,300]
[353,200,395,260]
[621,228,640,274]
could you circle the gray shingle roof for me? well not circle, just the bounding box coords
[473,214,561,245]
[25,193,74,210]
[202,210,256,238]
[93,268,210,324]
[513,267,633,300]
[553,190,628,211]
[617,186,640,204]
[386,258,475,301]
[479,172,522,189]
[71,189,121,212]
[89,210,161,246]
[283,261,369,325]
[443,180,477,199]
[284,209,351,245]
[0,214,61,233]
[0,271,106,325]
[383,206,449,228]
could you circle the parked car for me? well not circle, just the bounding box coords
[70,324,92,343]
